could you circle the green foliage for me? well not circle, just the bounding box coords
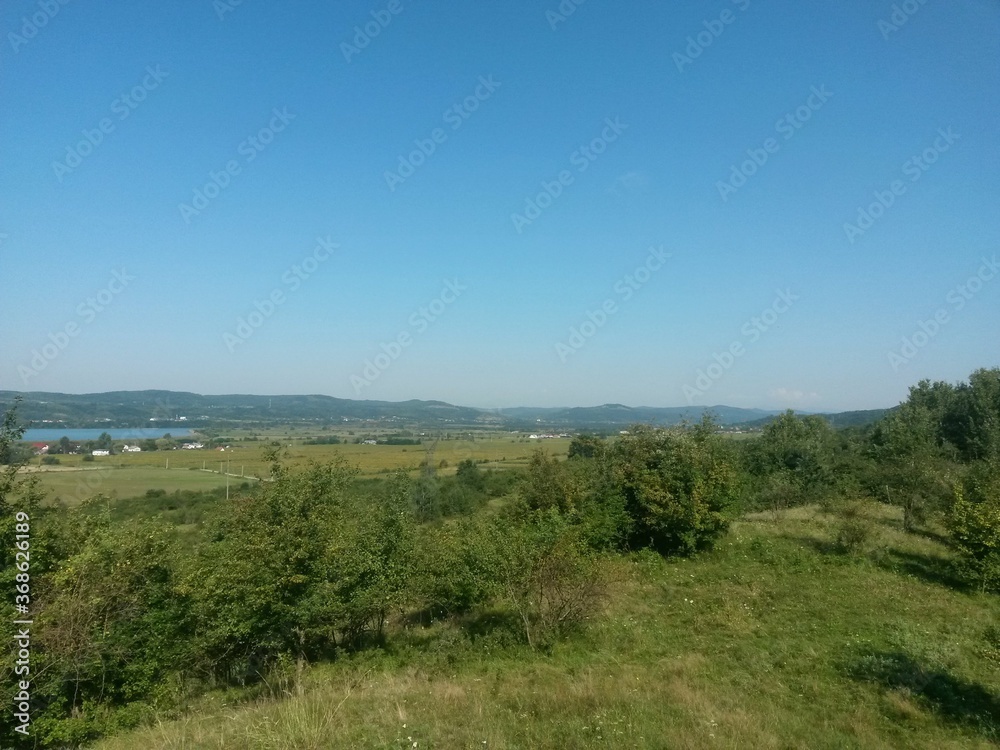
[948,462,1000,593]
[867,403,954,529]
[522,449,583,514]
[490,511,607,650]
[607,421,738,555]
[745,411,839,508]
[411,516,507,616]
[455,458,485,491]
[185,456,414,682]
[833,500,878,554]
[567,434,604,459]
[899,368,1000,462]
[4,368,998,748]
[25,517,186,744]
[302,435,341,445]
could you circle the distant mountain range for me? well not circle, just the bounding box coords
[0,390,891,432]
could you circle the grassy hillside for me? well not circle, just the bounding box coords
[92,505,1000,750]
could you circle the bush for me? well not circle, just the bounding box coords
[949,463,1000,593]
[606,422,739,556]
[834,501,877,554]
[412,517,506,616]
[40,455,60,465]
[495,513,608,649]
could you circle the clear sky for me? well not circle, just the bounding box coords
[1,0,997,411]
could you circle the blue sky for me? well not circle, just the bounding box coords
[1,0,997,411]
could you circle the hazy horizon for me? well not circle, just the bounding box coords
[0,384,899,415]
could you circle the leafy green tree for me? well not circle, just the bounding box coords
[868,403,951,529]
[949,461,1000,593]
[522,449,582,515]
[411,474,441,522]
[568,434,604,460]
[187,454,414,682]
[952,369,1000,462]
[747,411,837,505]
[607,420,738,555]
[455,458,485,491]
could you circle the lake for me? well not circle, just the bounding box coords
[22,427,195,442]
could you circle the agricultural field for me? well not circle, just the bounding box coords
[24,434,573,503]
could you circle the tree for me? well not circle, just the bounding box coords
[187,454,414,682]
[455,458,485,491]
[607,420,738,555]
[747,411,837,504]
[868,403,950,529]
[949,462,1000,593]
[568,434,604,460]
[522,449,582,515]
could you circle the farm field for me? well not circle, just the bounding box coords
[28,467,235,504]
[26,436,573,502]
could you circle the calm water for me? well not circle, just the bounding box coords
[22,427,194,442]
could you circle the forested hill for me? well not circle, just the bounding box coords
[0,390,888,430]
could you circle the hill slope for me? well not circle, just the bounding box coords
[92,505,1000,750]
[1,390,889,431]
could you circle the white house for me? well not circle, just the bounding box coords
[92,450,110,457]
[121,445,142,453]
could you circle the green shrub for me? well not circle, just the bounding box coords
[833,500,878,554]
[606,422,738,555]
[949,463,1000,592]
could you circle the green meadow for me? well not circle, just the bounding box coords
[92,505,1000,750]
